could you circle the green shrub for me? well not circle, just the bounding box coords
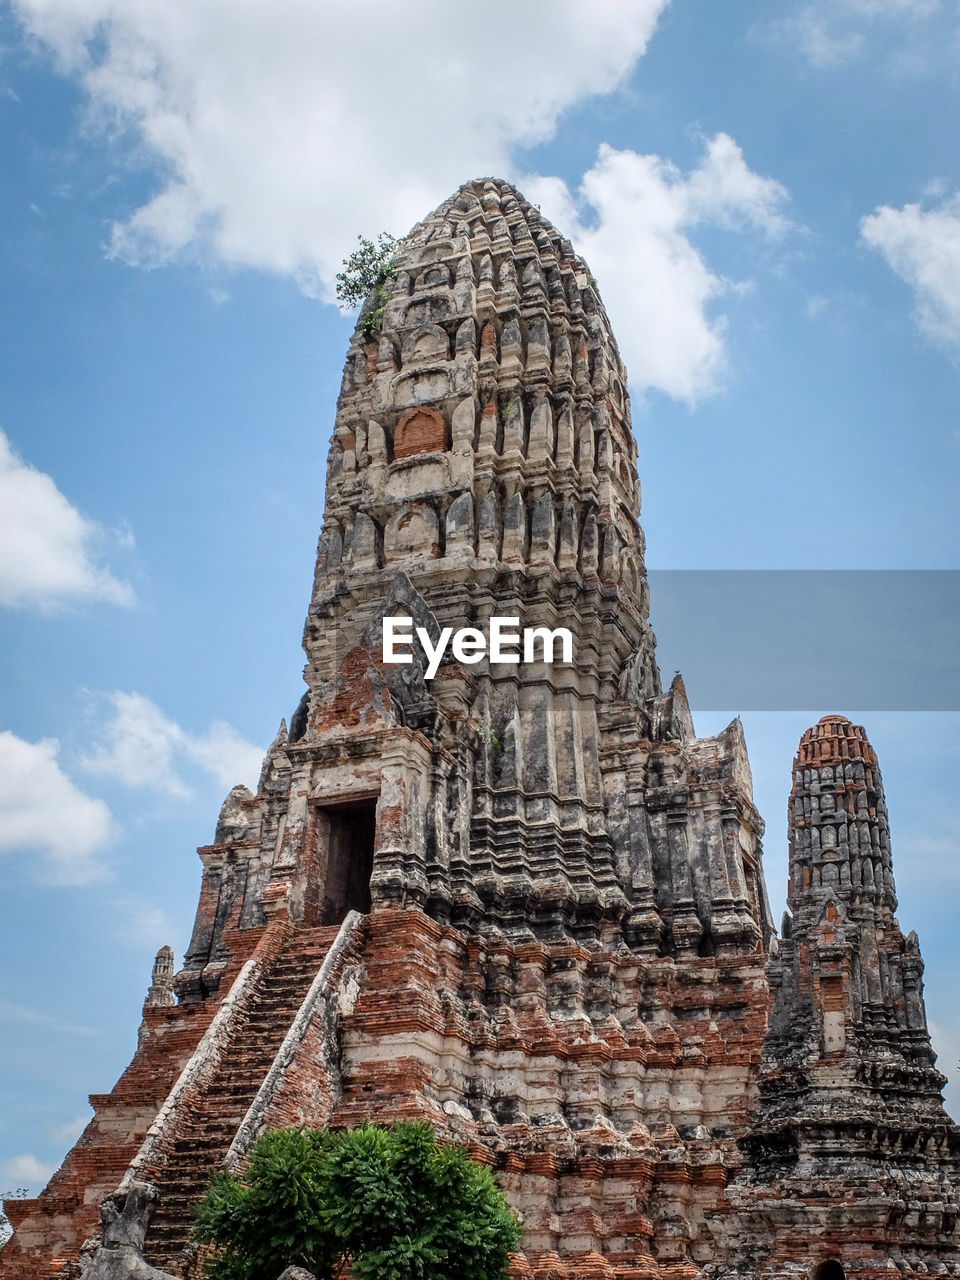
[335,233,399,341]
[193,1121,522,1280]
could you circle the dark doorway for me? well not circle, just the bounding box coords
[812,1263,845,1280]
[319,800,376,925]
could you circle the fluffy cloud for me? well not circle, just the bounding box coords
[81,691,262,796]
[524,137,790,402]
[0,430,132,611]
[861,195,960,350]
[0,731,112,884]
[12,0,667,294]
[10,2,793,401]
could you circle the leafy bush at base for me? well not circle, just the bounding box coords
[193,1121,522,1280]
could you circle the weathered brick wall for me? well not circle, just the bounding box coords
[327,906,769,1277]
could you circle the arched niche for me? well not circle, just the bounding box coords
[413,241,453,266]
[384,503,440,562]
[402,325,450,365]
[394,368,452,411]
[416,262,451,290]
[812,1262,845,1280]
[393,406,448,460]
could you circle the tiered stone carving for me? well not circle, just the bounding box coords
[3,183,958,1280]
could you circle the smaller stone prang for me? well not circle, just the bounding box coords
[277,1269,317,1280]
[142,947,175,1011]
[721,715,960,1277]
[78,1183,177,1280]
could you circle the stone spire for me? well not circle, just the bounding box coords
[724,715,960,1276]
[295,177,653,939]
[772,715,937,1071]
[272,175,768,953]
[155,177,773,1002]
[788,715,897,923]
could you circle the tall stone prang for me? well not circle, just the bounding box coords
[722,716,960,1276]
[2,183,957,1280]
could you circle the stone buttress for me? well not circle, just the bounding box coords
[2,182,957,1280]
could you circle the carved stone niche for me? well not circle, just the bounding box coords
[402,325,450,365]
[393,406,448,459]
[384,503,440,562]
[415,262,451,290]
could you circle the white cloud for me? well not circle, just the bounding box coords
[183,720,266,792]
[82,692,262,796]
[8,3,795,402]
[82,692,186,796]
[12,0,667,294]
[762,0,938,68]
[861,195,960,350]
[8,4,797,401]
[773,9,865,67]
[0,430,132,611]
[0,732,112,884]
[1,1154,55,1187]
[524,137,790,402]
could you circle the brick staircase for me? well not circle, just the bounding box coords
[142,925,340,1271]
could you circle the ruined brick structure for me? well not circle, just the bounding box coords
[2,179,957,1280]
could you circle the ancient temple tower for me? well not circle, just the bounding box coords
[2,182,958,1280]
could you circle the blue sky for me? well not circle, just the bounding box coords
[0,0,958,1194]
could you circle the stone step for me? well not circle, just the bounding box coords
[142,925,341,1261]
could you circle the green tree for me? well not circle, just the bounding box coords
[193,1121,522,1280]
[335,233,399,341]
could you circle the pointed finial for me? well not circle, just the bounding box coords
[143,945,175,1009]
